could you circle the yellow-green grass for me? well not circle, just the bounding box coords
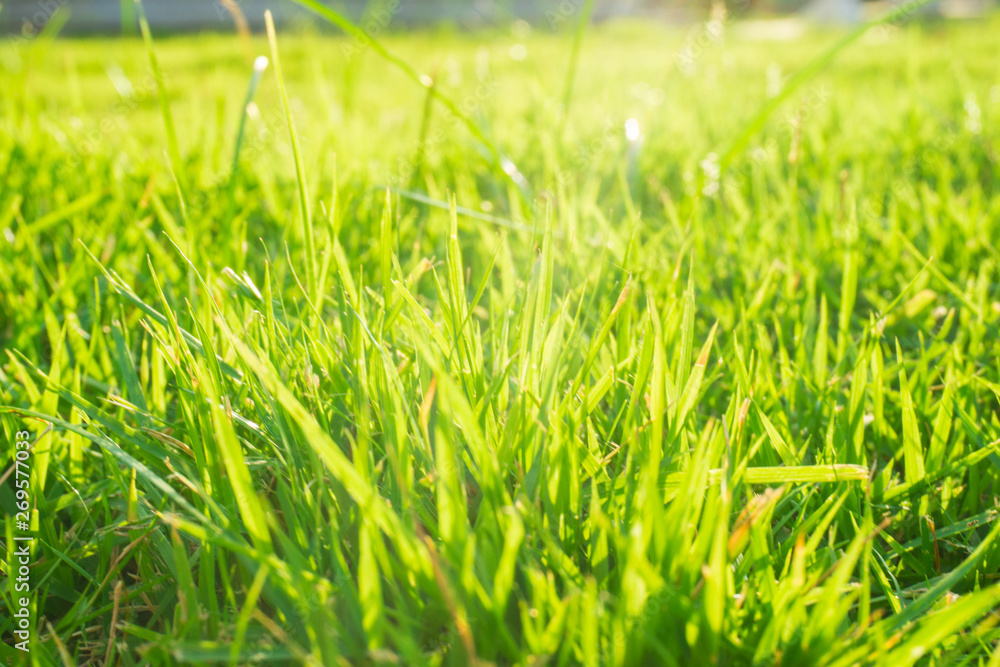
[1,6,1000,665]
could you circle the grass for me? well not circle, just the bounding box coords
[1,4,1000,665]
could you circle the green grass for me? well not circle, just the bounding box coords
[2,6,1000,665]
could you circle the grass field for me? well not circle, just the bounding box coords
[2,2,1000,664]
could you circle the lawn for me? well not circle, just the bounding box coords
[1,2,1000,665]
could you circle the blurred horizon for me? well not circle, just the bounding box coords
[1,0,995,35]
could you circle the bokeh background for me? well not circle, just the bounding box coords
[0,0,995,35]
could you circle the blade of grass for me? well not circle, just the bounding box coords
[265,10,317,307]
[134,0,184,190]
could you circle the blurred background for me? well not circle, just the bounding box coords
[0,0,995,34]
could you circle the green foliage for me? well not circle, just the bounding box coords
[1,8,999,666]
